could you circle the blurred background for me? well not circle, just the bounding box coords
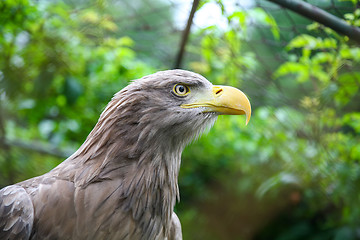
[1,0,360,239]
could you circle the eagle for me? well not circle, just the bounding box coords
[0,70,251,240]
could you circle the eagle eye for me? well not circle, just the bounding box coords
[173,84,190,96]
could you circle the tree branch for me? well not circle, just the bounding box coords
[267,0,360,43]
[0,138,73,159]
[174,0,200,69]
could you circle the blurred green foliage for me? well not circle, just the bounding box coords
[0,0,154,184]
[1,0,360,239]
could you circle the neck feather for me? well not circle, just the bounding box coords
[59,95,184,238]
[55,89,215,238]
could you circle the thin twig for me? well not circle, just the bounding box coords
[174,0,200,69]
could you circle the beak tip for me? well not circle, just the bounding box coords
[245,115,250,125]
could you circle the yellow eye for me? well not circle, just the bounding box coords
[173,84,190,96]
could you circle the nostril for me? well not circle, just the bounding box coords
[215,89,223,95]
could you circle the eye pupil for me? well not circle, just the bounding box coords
[178,86,185,93]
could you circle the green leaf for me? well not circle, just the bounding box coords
[335,72,360,106]
[274,62,309,82]
[228,11,247,35]
[343,112,360,133]
[287,34,337,50]
[251,8,280,40]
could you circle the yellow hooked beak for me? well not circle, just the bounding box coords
[181,85,251,125]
